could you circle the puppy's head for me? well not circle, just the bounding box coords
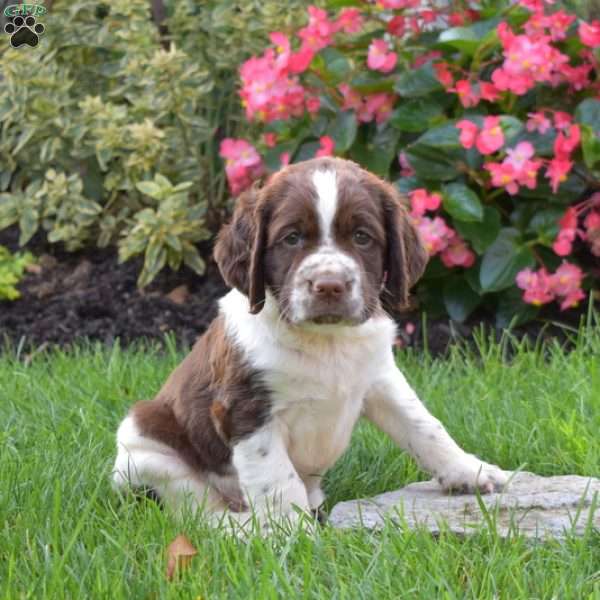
[214,157,428,326]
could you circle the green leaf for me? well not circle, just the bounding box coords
[454,206,501,254]
[404,122,465,181]
[182,244,206,276]
[350,73,395,94]
[389,99,444,133]
[318,48,352,85]
[155,174,172,189]
[527,207,563,243]
[394,62,443,98]
[443,276,482,323]
[442,183,483,223]
[575,98,600,130]
[348,127,400,176]
[393,176,429,195]
[326,111,357,153]
[580,124,600,169]
[517,172,586,203]
[136,181,161,198]
[264,140,299,172]
[480,228,534,293]
[18,207,39,246]
[436,17,500,56]
[499,115,523,144]
[495,287,539,328]
[295,141,321,163]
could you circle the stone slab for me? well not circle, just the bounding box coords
[328,472,600,539]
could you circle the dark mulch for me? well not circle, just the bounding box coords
[0,227,227,350]
[0,226,588,355]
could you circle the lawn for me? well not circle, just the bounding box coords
[1,324,599,599]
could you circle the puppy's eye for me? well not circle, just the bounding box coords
[353,230,372,246]
[283,231,302,246]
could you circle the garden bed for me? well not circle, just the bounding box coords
[0,226,586,356]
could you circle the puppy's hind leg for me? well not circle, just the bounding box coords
[112,414,227,518]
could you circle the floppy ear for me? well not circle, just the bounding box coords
[379,181,429,312]
[213,187,267,314]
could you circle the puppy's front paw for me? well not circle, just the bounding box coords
[437,455,508,494]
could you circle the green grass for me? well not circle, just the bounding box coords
[1,325,599,599]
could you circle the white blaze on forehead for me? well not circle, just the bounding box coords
[312,169,338,243]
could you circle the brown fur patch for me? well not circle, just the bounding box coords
[133,316,271,475]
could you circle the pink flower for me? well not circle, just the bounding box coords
[487,142,542,194]
[547,10,575,41]
[491,67,533,96]
[526,111,551,134]
[358,93,395,124]
[413,216,454,255]
[476,116,505,155]
[220,138,264,195]
[505,141,535,167]
[552,207,578,256]
[546,158,573,193]
[338,84,362,112]
[378,0,417,8]
[440,236,476,268]
[280,152,291,167]
[269,32,290,69]
[239,50,307,122]
[456,119,478,149]
[579,21,600,48]
[554,125,580,159]
[335,8,363,34]
[516,268,555,306]
[409,188,442,217]
[288,47,315,74]
[454,79,480,107]
[434,61,454,89]
[387,15,406,36]
[486,161,519,195]
[551,262,585,309]
[263,132,277,148]
[501,28,569,85]
[584,210,600,256]
[553,111,572,131]
[480,82,500,102]
[298,5,336,52]
[306,96,320,114]
[398,152,415,177]
[315,135,335,157]
[561,64,592,91]
[367,39,398,73]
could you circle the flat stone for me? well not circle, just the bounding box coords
[329,472,600,539]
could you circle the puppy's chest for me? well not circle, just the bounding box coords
[266,356,369,474]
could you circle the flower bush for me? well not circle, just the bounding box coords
[0,0,309,287]
[222,0,600,325]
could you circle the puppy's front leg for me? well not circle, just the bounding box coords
[231,422,311,526]
[364,366,507,493]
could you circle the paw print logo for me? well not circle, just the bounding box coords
[4,15,45,48]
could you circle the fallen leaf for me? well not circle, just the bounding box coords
[166,534,198,580]
[166,284,190,305]
[25,263,42,275]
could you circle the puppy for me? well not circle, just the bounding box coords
[112,157,507,529]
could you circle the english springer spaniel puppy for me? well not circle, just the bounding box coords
[112,157,507,530]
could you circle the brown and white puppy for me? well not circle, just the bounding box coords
[112,157,507,529]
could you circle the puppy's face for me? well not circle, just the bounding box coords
[214,157,428,326]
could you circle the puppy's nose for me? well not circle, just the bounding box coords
[312,277,346,298]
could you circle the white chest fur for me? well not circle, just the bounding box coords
[220,290,397,476]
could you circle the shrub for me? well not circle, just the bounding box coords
[0,245,34,301]
[224,0,600,325]
[0,0,310,285]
